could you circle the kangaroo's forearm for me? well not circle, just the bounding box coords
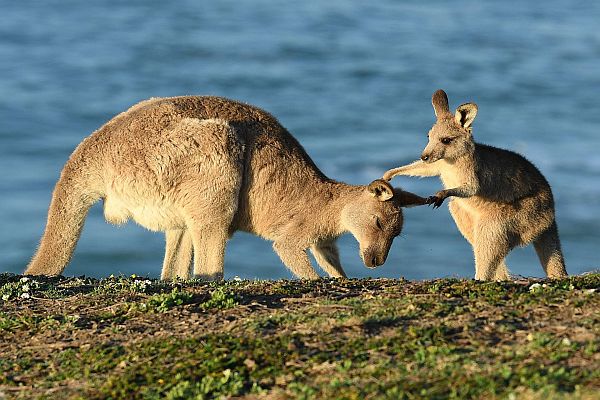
[442,184,478,199]
[383,160,440,180]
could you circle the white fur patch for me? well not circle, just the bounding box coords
[104,193,185,231]
[197,117,230,127]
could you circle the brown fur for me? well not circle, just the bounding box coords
[383,89,567,280]
[25,96,426,280]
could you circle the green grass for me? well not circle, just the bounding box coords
[0,273,598,399]
[135,288,194,313]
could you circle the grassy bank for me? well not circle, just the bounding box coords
[0,273,598,399]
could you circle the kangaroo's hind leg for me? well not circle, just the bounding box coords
[161,229,193,280]
[473,221,512,281]
[187,225,229,281]
[176,119,245,281]
[451,202,512,279]
[311,239,346,278]
[533,221,567,278]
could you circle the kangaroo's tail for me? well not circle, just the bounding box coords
[533,220,568,279]
[25,161,102,276]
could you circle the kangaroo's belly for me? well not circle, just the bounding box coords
[103,191,186,232]
[450,197,481,218]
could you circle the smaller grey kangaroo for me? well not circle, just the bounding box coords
[383,89,567,280]
[25,96,427,280]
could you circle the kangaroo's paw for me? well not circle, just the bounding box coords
[426,191,446,209]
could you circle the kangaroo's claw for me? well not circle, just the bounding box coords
[426,194,445,209]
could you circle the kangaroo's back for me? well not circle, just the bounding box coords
[87,96,320,165]
[474,143,553,204]
[73,95,328,200]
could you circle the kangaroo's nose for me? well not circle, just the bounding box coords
[421,154,430,162]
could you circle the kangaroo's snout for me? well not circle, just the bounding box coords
[362,247,388,269]
[421,151,438,163]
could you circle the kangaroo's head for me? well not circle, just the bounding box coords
[420,89,477,163]
[342,179,426,269]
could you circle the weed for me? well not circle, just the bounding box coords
[161,370,246,400]
[137,288,193,313]
[95,275,156,295]
[200,287,239,310]
[0,276,42,301]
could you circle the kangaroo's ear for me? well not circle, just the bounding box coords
[455,103,478,132]
[432,89,450,118]
[395,189,427,207]
[368,179,394,201]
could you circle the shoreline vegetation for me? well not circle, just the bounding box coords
[1,273,598,399]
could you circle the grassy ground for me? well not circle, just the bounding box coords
[0,273,598,400]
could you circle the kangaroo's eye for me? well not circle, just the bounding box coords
[375,217,383,230]
[441,137,453,145]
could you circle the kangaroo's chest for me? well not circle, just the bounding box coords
[439,163,466,189]
[439,162,485,212]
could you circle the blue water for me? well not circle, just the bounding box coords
[1,1,599,280]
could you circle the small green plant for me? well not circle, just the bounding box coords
[138,289,193,313]
[163,370,246,399]
[0,277,41,301]
[200,287,238,310]
[96,275,155,295]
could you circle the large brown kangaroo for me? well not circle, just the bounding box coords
[26,96,426,280]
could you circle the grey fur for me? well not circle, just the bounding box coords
[384,90,567,280]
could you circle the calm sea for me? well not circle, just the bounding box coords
[1,1,599,280]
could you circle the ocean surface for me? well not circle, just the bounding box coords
[1,1,599,280]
